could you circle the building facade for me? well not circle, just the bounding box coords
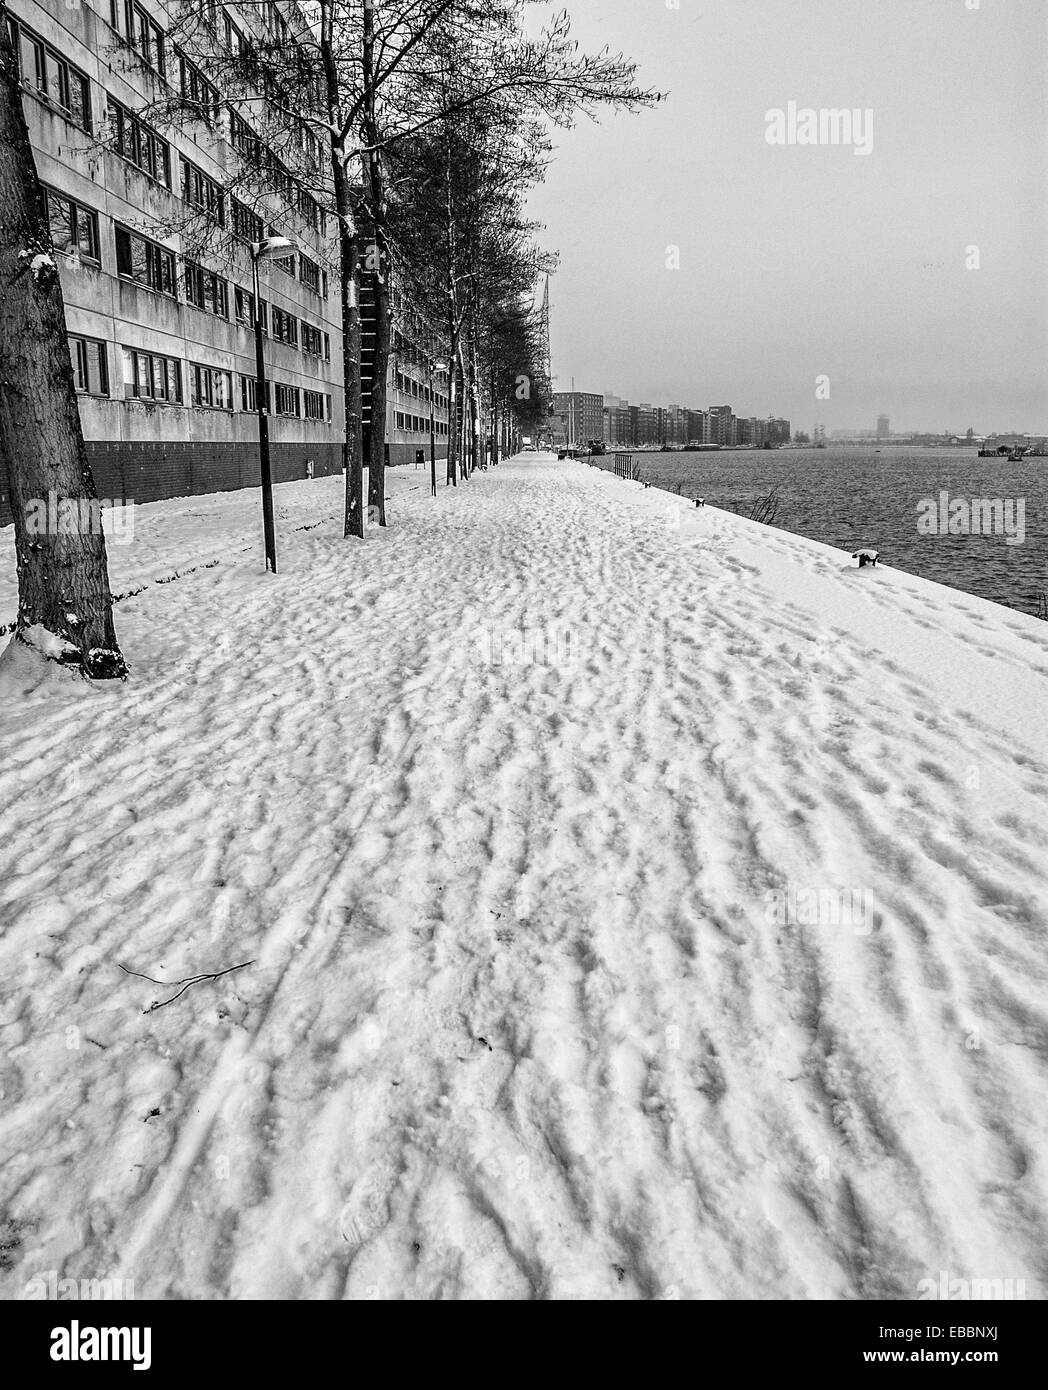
[1,0,448,523]
[551,390,603,448]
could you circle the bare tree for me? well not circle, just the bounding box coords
[0,8,125,678]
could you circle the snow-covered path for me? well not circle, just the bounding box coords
[2,454,1048,1300]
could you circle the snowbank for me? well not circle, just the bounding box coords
[1,455,1046,1300]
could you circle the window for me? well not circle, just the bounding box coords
[274,383,299,417]
[184,260,229,318]
[231,198,264,244]
[299,123,320,169]
[46,189,100,262]
[222,13,245,54]
[119,0,166,76]
[191,363,233,410]
[110,99,171,187]
[234,288,269,336]
[181,158,225,225]
[68,336,108,395]
[177,52,218,122]
[240,375,270,412]
[303,390,329,421]
[264,152,295,203]
[235,286,253,327]
[230,111,261,164]
[297,189,319,234]
[122,346,182,402]
[271,246,295,278]
[272,307,298,347]
[299,254,321,294]
[323,332,330,361]
[8,17,91,132]
[265,2,289,46]
[301,322,323,356]
[115,225,175,296]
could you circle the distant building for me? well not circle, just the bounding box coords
[636,403,658,445]
[681,409,706,445]
[877,414,891,440]
[552,391,603,447]
[602,393,626,445]
[709,405,733,445]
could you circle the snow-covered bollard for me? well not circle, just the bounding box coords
[852,548,879,568]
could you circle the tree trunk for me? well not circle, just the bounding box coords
[0,15,125,678]
[365,241,390,523]
[362,0,390,526]
[334,164,363,539]
[320,1,363,540]
[490,365,499,469]
[457,341,472,477]
[471,333,483,469]
[445,321,459,486]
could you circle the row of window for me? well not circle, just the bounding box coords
[395,411,448,437]
[47,192,330,352]
[111,0,166,77]
[119,0,324,237]
[7,11,324,235]
[7,15,91,131]
[69,333,332,423]
[394,369,448,411]
[228,288,328,357]
[111,97,171,186]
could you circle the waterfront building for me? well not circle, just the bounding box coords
[685,409,708,445]
[709,405,733,446]
[636,403,658,446]
[877,413,890,440]
[767,417,791,445]
[552,390,603,448]
[0,0,448,524]
[602,393,626,445]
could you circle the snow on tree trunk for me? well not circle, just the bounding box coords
[0,14,125,678]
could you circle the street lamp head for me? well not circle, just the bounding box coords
[252,236,297,259]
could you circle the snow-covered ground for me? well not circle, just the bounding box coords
[1,453,1047,1300]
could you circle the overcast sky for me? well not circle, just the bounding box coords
[525,0,1048,433]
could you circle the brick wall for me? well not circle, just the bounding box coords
[0,442,343,525]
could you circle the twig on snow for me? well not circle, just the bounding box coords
[117,959,255,1014]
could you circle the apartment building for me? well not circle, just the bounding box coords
[1,0,448,522]
[552,391,603,448]
[376,282,451,468]
[708,405,734,446]
[685,409,709,445]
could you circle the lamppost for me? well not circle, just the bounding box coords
[429,357,448,498]
[249,235,297,573]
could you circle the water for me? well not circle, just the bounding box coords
[603,447,1048,618]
